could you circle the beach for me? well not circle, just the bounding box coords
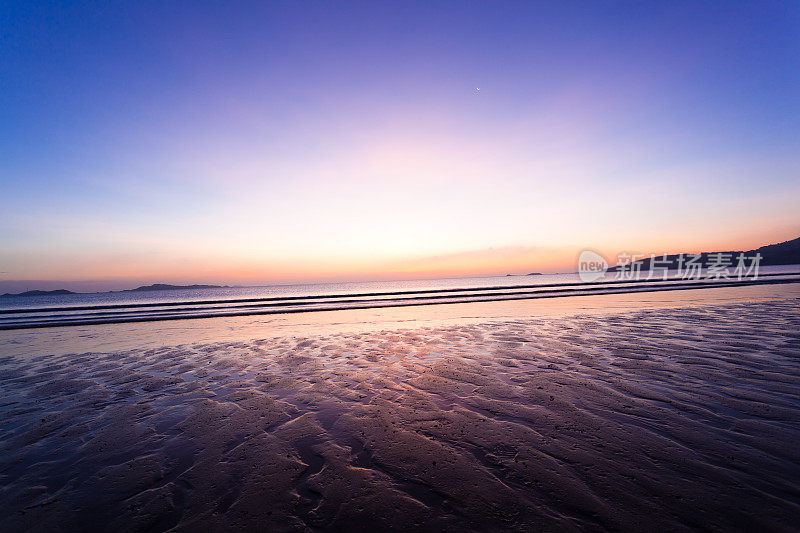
[2,285,800,531]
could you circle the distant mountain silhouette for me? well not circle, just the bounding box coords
[126,284,225,292]
[607,236,800,272]
[1,289,75,297]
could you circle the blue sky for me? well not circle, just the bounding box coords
[1,1,799,289]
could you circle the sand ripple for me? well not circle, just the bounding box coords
[2,300,800,531]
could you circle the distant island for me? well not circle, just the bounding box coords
[124,284,226,292]
[607,236,800,271]
[527,272,543,276]
[1,289,76,297]
[1,284,227,297]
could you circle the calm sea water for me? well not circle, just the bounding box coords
[2,265,800,311]
[0,273,583,310]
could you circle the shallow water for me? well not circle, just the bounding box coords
[3,265,798,311]
[1,286,800,531]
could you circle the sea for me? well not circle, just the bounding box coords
[2,265,799,330]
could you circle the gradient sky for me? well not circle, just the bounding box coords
[1,1,799,289]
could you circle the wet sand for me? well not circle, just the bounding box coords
[2,294,800,531]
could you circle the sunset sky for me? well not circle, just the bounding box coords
[2,1,799,290]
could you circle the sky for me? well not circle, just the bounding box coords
[1,1,799,290]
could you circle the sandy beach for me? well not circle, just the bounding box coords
[2,288,800,531]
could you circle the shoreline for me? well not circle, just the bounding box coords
[2,281,798,358]
[2,275,799,331]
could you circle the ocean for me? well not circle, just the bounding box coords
[2,265,800,329]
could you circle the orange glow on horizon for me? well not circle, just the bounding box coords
[3,221,797,290]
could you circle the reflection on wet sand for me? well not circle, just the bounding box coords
[2,296,800,531]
